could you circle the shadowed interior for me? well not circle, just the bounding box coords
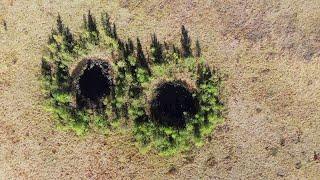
[77,60,112,108]
[151,82,198,128]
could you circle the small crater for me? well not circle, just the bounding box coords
[206,156,218,167]
[167,165,178,175]
[295,161,302,169]
[314,151,320,162]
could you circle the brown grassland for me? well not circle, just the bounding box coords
[0,0,319,179]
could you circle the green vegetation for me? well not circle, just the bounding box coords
[41,11,224,155]
[132,57,224,155]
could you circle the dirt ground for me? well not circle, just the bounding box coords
[0,0,319,179]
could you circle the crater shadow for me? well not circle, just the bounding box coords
[150,81,199,128]
[72,59,113,109]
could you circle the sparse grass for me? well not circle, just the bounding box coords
[2,0,320,179]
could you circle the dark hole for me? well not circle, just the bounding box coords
[77,60,112,108]
[150,82,198,128]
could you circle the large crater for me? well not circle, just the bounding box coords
[150,81,199,128]
[72,59,113,109]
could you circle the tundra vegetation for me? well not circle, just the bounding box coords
[41,11,224,155]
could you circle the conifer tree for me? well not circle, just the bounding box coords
[181,25,192,58]
[197,63,212,86]
[87,10,98,33]
[163,41,169,50]
[118,39,125,57]
[124,41,137,83]
[172,44,180,56]
[48,35,54,45]
[150,33,163,63]
[136,38,146,64]
[118,40,131,72]
[101,12,112,36]
[56,61,70,89]
[83,11,99,44]
[83,14,87,30]
[50,15,73,90]
[125,42,130,57]
[122,42,131,60]
[128,38,134,55]
[52,22,62,51]
[57,14,64,34]
[111,23,118,40]
[63,27,74,52]
[195,39,201,57]
[78,35,86,49]
[41,58,52,78]
[54,15,75,52]
[136,38,151,75]
[48,29,57,44]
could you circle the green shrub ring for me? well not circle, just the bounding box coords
[41,12,224,155]
[131,57,224,155]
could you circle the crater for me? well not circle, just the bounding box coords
[72,59,113,109]
[150,81,199,128]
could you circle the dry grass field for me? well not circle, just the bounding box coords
[0,0,320,179]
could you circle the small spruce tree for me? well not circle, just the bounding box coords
[195,39,201,57]
[57,14,64,34]
[41,58,52,78]
[48,29,57,44]
[48,15,73,90]
[172,44,180,57]
[136,38,151,75]
[62,27,74,52]
[87,10,98,33]
[163,41,169,50]
[180,25,192,58]
[53,53,70,91]
[197,63,212,86]
[150,33,163,63]
[122,42,132,60]
[53,15,75,52]
[111,23,118,40]
[82,11,99,44]
[101,12,112,36]
[82,14,88,30]
[118,39,126,58]
[136,38,145,63]
[128,38,134,55]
